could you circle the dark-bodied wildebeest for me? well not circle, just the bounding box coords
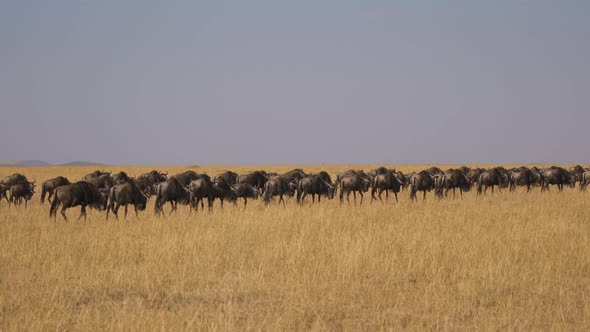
[82,170,111,182]
[425,166,443,176]
[409,171,435,201]
[210,178,238,208]
[132,178,157,197]
[213,171,238,186]
[154,177,190,216]
[477,168,504,195]
[570,165,586,183]
[580,171,590,191]
[237,171,268,191]
[113,171,131,184]
[138,170,168,184]
[106,181,148,220]
[173,170,202,187]
[231,183,260,207]
[187,175,215,212]
[335,170,364,185]
[40,176,70,203]
[458,166,471,176]
[280,169,307,183]
[394,171,408,190]
[435,169,471,198]
[371,171,402,203]
[0,184,10,204]
[339,174,371,205]
[368,167,390,177]
[85,174,116,191]
[9,183,34,207]
[316,171,334,185]
[263,177,296,206]
[541,167,575,192]
[466,168,484,190]
[49,182,108,221]
[509,169,534,192]
[296,175,336,205]
[1,173,35,192]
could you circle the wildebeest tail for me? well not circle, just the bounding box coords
[49,189,60,218]
[40,182,47,204]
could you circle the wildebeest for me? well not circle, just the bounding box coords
[316,171,334,185]
[541,167,575,192]
[1,173,35,190]
[187,175,215,211]
[409,171,435,201]
[368,167,390,177]
[173,170,202,187]
[0,184,10,204]
[477,168,504,195]
[113,171,131,184]
[49,182,108,221]
[85,174,116,191]
[9,183,35,207]
[466,168,484,189]
[435,169,471,198]
[458,166,471,176]
[231,183,260,207]
[237,171,268,190]
[371,170,402,203]
[154,177,191,216]
[570,165,586,183]
[106,181,148,220]
[263,177,296,206]
[138,170,168,184]
[339,174,371,205]
[40,176,70,203]
[210,178,238,207]
[82,170,111,182]
[509,169,534,192]
[280,169,308,183]
[213,171,238,186]
[297,175,336,204]
[425,166,443,176]
[580,171,590,191]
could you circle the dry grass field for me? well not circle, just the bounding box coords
[1,165,589,330]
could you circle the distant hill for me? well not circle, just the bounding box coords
[60,161,106,166]
[0,160,51,166]
[0,160,106,166]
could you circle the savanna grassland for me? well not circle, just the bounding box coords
[1,165,589,331]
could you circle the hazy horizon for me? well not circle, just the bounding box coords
[1,1,588,165]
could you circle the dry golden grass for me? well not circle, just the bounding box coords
[1,165,589,330]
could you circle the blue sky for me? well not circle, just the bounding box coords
[1,1,588,165]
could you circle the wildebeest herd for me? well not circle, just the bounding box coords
[1,165,588,221]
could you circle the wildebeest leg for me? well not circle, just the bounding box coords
[135,205,139,217]
[124,205,128,219]
[207,197,213,212]
[200,198,205,211]
[422,190,427,201]
[359,191,363,205]
[113,202,121,220]
[393,191,398,203]
[317,194,321,204]
[311,194,315,204]
[243,197,247,207]
[382,189,386,204]
[279,195,286,208]
[301,192,307,204]
[60,205,68,221]
[346,191,351,205]
[459,188,463,198]
[527,184,531,192]
[78,205,87,221]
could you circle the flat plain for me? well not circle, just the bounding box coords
[1,165,589,330]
